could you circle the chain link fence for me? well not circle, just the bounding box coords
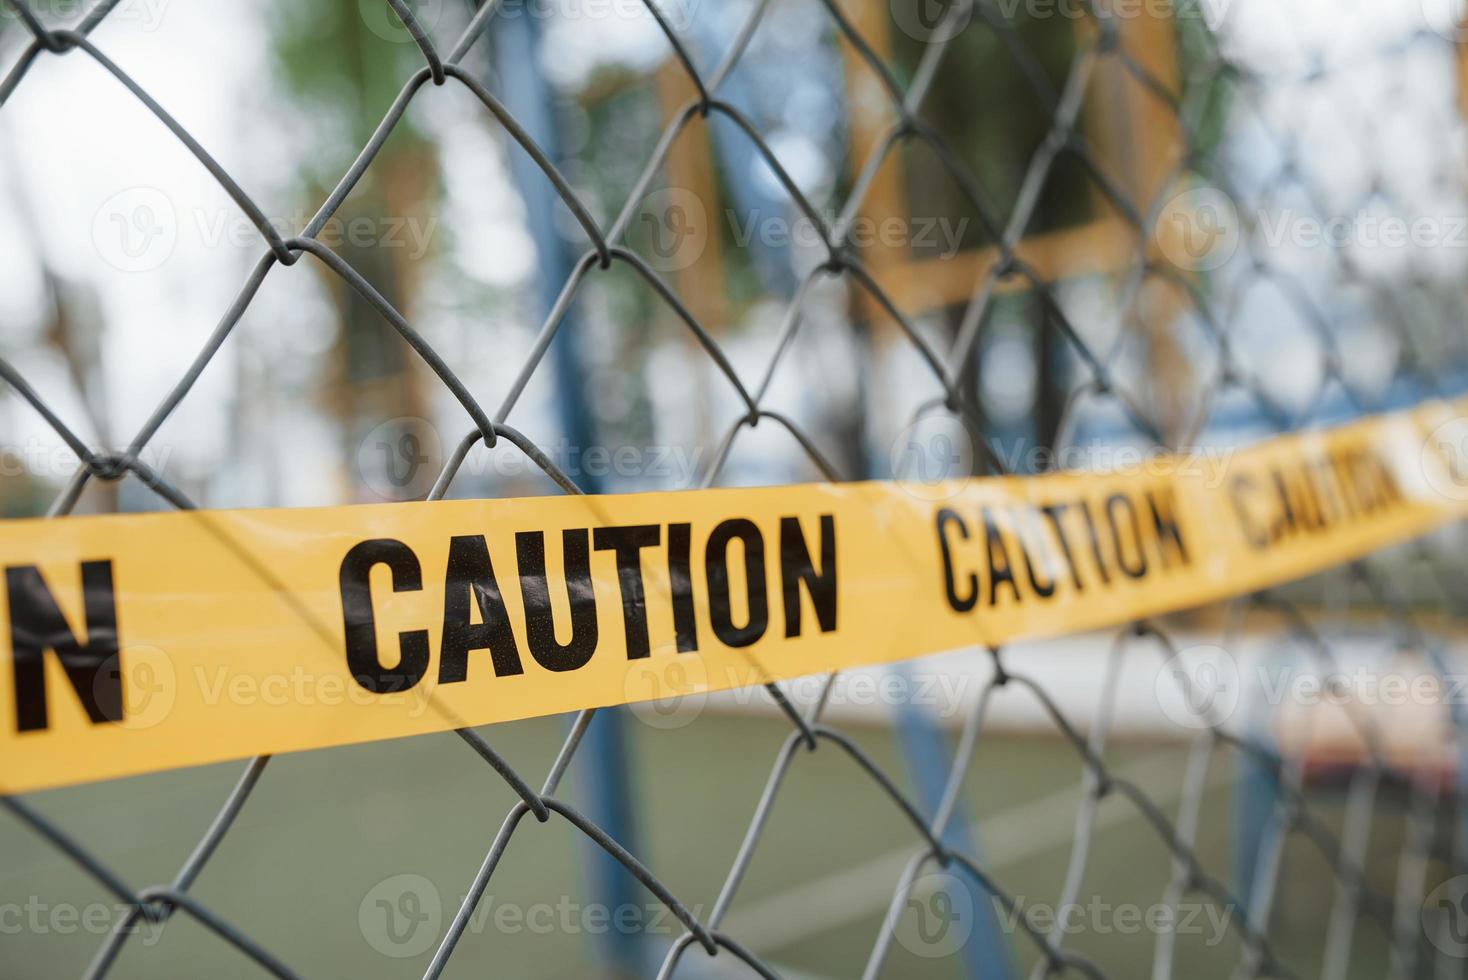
[2,0,1468,976]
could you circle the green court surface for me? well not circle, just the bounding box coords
[0,712,1433,978]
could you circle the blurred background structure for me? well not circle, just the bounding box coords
[4,0,1468,977]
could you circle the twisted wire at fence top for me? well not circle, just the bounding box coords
[0,0,1465,977]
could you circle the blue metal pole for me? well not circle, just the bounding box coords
[487,12,644,975]
[877,432,1011,977]
[893,666,1016,978]
[1233,658,1280,913]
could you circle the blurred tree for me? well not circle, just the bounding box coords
[0,109,115,516]
[268,0,443,500]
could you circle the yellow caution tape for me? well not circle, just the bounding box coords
[3,398,1467,793]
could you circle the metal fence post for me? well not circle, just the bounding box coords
[487,9,645,975]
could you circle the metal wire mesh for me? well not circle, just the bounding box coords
[2,0,1468,977]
